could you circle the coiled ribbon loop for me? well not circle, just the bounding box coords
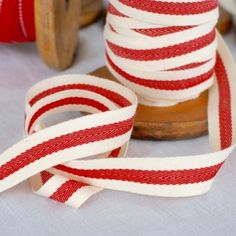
[105,0,220,106]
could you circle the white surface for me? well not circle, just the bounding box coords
[0,19,236,236]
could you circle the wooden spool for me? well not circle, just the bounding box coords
[217,7,233,34]
[80,0,103,28]
[89,5,232,140]
[35,0,81,70]
[91,67,208,140]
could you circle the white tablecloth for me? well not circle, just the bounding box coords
[0,19,236,236]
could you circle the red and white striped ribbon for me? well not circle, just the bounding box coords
[0,0,236,208]
[105,0,219,106]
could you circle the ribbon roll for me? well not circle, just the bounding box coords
[105,0,220,106]
[0,0,35,43]
[0,1,236,208]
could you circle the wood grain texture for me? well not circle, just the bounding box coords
[80,0,103,28]
[35,0,80,70]
[91,66,208,140]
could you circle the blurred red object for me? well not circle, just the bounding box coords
[0,0,35,43]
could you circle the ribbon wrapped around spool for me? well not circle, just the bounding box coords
[105,0,219,107]
[0,0,236,208]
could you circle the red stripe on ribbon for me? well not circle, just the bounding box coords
[107,30,216,61]
[27,97,109,133]
[29,84,131,108]
[55,163,223,185]
[215,53,232,149]
[120,0,218,15]
[135,26,194,37]
[50,180,88,203]
[168,60,211,71]
[41,171,53,184]
[0,118,134,181]
[108,147,122,158]
[107,53,214,90]
[108,4,127,17]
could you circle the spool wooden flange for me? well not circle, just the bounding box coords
[35,0,81,70]
[217,7,233,34]
[80,0,103,28]
[91,66,208,140]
